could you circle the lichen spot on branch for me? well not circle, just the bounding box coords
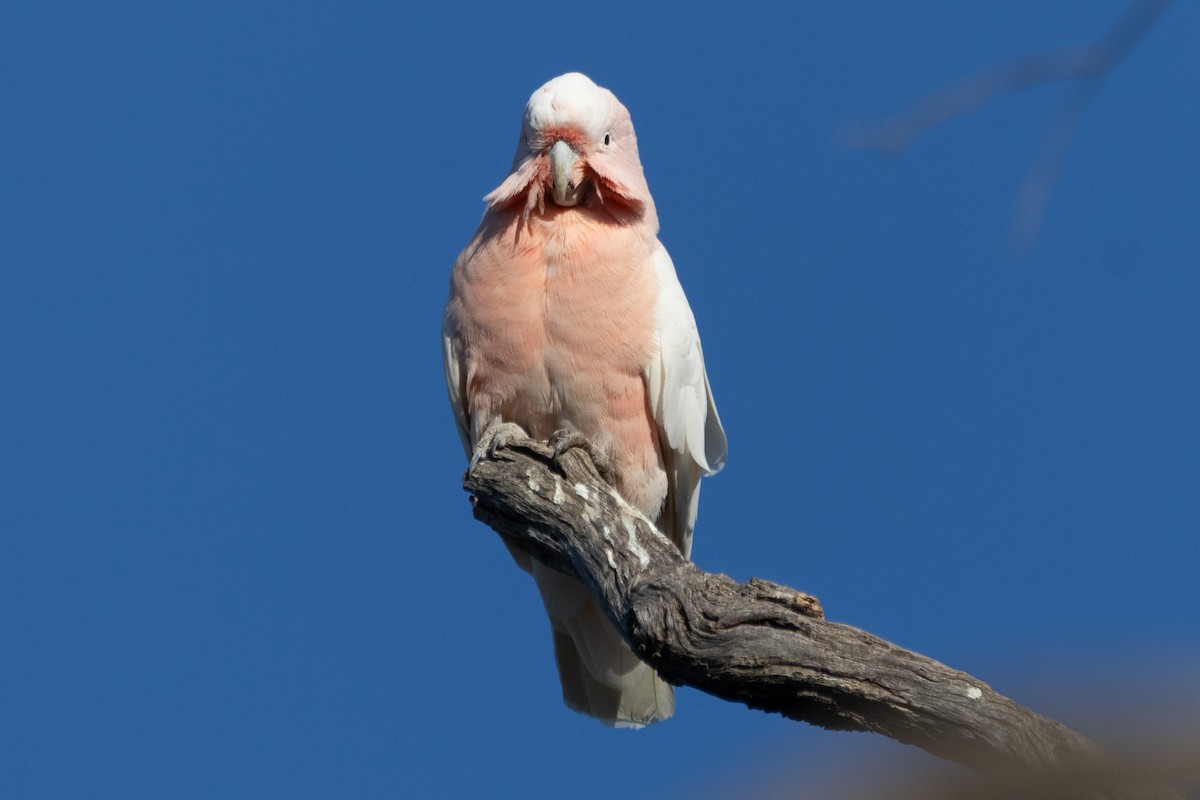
[622,516,651,568]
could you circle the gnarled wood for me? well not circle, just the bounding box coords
[462,424,1125,779]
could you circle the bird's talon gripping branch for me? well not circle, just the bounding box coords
[549,429,616,485]
[469,422,529,472]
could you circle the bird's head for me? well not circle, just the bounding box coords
[485,73,654,222]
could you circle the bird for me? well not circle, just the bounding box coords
[442,72,726,727]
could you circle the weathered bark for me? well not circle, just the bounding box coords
[461,424,1176,792]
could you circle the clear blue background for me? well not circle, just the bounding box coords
[2,2,1196,797]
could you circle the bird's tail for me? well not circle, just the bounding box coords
[531,561,674,727]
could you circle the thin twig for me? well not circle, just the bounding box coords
[842,1,1173,253]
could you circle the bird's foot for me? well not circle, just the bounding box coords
[469,422,528,472]
[548,429,615,485]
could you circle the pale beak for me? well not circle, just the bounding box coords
[549,139,586,207]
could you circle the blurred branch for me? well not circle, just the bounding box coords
[842,1,1173,254]
[462,425,1137,781]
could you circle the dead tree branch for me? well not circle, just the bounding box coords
[462,424,1108,776]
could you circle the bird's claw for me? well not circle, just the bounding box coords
[469,422,528,472]
[548,429,615,485]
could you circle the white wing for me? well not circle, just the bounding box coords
[441,304,472,457]
[644,242,727,558]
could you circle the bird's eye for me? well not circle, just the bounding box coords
[603,133,611,146]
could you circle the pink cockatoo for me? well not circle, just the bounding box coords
[442,73,726,727]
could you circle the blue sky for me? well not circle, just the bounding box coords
[2,2,1197,798]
